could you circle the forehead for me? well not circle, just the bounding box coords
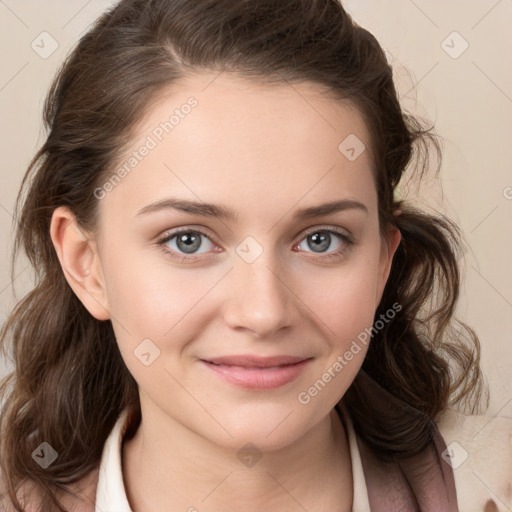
[137,72,372,158]
[99,72,376,223]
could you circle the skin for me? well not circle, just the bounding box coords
[50,72,401,512]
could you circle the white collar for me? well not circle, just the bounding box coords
[94,406,371,511]
[94,408,133,511]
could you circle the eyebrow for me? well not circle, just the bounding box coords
[136,197,368,221]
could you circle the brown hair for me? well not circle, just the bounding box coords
[0,0,486,510]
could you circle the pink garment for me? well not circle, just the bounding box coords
[339,371,458,511]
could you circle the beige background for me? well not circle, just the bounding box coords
[1,1,511,417]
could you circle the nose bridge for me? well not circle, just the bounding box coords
[223,240,298,338]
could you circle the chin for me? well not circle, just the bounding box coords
[212,425,303,454]
[199,406,319,452]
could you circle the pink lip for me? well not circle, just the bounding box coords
[200,355,312,390]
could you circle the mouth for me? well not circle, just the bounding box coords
[199,355,313,390]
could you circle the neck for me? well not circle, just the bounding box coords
[122,405,353,512]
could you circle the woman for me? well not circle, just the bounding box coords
[1,0,510,511]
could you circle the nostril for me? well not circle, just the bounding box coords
[483,499,498,512]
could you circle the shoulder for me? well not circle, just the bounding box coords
[435,407,512,511]
[0,467,99,512]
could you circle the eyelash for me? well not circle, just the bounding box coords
[155,226,355,262]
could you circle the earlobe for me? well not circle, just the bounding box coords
[49,206,111,321]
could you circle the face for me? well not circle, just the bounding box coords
[57,72,400,451]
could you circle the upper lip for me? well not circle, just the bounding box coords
[202,355,311,368]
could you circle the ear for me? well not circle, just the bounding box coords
[375,224,401,306]
[49,206,111,321]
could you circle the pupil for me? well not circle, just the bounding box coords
[309,232,329,252]
[178,233,200,253]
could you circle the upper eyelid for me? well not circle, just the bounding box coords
[158,226,215,243]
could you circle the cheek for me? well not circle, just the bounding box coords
[102,257,212,392]
[102,250,225,366]
[103,248,207,328]
[297,252,382,344]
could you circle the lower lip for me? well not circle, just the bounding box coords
[200,359,312,390]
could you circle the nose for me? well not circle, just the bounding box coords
[222,251,300,339]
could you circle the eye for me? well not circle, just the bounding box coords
[157,228,219,261]
[156,226,354,262]
[294,227,354,259]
